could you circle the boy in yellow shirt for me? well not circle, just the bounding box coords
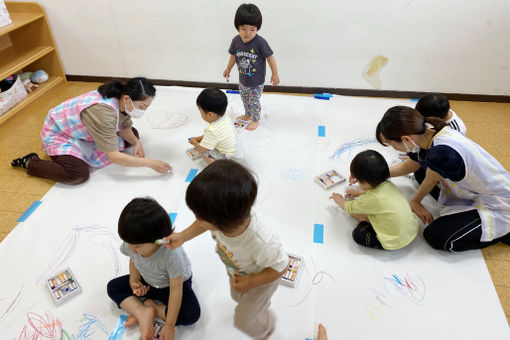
[330,150,418,250]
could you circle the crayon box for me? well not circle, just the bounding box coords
[185,147,202,161]
[314,169,346,190]
[46,267,82,304]
[280,253,304,288]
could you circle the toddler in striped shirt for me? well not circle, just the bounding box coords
[188,88,242,164]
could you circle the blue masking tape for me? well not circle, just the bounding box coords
[314,95,330,100]
[17,200,42,222]
[313,93,333,98]
[318,125,326,137]
[226,89,240,94]
[169,212,178,225]
[410,98,419,102]
[185,168,199,183]
[313,224,324,244]
[108,314,128,340]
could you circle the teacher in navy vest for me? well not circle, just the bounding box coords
[11,77,172,184]
[376,106,510,252]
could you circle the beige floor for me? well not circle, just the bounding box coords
[1,82,509,325]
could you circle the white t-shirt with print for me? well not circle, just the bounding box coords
[210,212,288,276]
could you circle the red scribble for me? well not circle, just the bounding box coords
[0,285,23,321]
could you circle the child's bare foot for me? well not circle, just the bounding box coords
[124,314,138,327]
[236,115,252,121]
[246,121,259,130]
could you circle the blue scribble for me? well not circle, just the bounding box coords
[76,313,108,340]
[329,137,378,161]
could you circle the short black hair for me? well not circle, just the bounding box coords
[118,197,172,244]
[196,88,228,116]
[350,150,390,188]
[98,77,156,101]
[415,93,450,119]
[234,3,262,30]
[186,160,257,231]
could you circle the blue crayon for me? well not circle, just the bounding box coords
[226,89,240,94]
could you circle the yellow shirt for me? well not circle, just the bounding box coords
[344,181,418,250]
[199,116,236,157]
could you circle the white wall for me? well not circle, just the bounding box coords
[10,0,510,95]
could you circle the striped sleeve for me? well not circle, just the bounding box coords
[200,127,219,150]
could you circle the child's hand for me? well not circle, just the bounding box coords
[232,274,254,293]
[345,188,362,200]
[329,192,346,209]
[159,324,175,340]
[223,69,231,82]
[130,280,150,296]
[270,73,280,86]
[149,160,172,174]
[164,232,185,249]
[188,137,198,146]
[410,201,434,224]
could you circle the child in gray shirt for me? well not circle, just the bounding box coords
[107,197,200,340]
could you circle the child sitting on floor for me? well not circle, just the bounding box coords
[188,88,242,164]
[330,150,418,250]
[106,197,200,340]
[164,160,289,339]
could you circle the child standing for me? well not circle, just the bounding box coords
[188,88,242,164]
[223,3,280,130]
[330,150,418,250]
[165,160,289,339]
[107,197,200,340]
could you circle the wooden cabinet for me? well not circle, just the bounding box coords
[0,1,65,125]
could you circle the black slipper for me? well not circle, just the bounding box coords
[11,152,39,169]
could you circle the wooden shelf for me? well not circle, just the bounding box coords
[0,11,43,35]
[0,2,66,126]
[0,46,54,80]
[0,75,65,125]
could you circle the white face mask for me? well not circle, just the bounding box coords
[125,97,145,119]
[402,138,420,153]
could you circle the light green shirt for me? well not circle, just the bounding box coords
[199,115,236,157]
[344,181,418,250]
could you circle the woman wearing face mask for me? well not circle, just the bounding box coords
[376,106,510,252]
[11,77,172,185]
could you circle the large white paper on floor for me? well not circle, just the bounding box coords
[0,87,508,339]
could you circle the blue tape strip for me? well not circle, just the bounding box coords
[108,314,128,340]
[306,338,313,340]
[314,95,330,100]
[17,200,42,222]
[313,224,324,244]
[410,98,418,102]
[185,168,199,183]
[169,212,178,225]
[313,93,333,98]
[226,89,240,94]
[318,125,326,137]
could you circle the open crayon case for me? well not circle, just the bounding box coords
[234,119,250,128]
[314,169,346,190]
[280,253,304,288]
[185,147,202,160]
[46,267,82,304]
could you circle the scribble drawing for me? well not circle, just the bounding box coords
[365,272,426,320]
[280,167,305,183]
[329,137,378,161]
[384,273,426,305]
[76,313,108,340]
[312,271,336,286]
[37,225,122,284]
[0,285,23,322]
[26,311,63,339]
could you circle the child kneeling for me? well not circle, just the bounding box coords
[164,160,288,339]
[330,150,418,250]
[107,197,200,340]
